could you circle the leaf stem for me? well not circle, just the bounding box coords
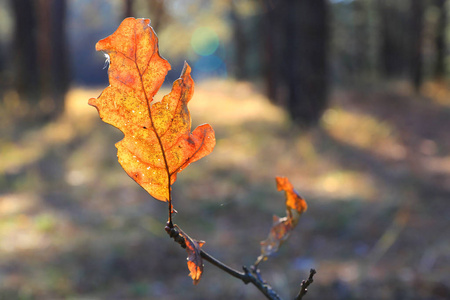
[144,88,173,225]
[134,45,173,225]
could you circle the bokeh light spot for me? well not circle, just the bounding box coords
[191,27,219,56]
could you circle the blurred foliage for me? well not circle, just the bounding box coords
[1,79,449,299]
[0,0,448,88]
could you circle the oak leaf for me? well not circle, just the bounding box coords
[259,177,307,261]
[89,18,215,202]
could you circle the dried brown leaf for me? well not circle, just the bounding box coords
[178,228,205,285]
[259,177,308,260]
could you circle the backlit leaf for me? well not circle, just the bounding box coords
[258,177,307,261]
[89,18,215,202]
[276,176,307,225]
[178,228,205,285]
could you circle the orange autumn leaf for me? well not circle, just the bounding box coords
[258,177,307,261]
[178,228,205,285]
[89,18,215,202]
[276,176,307,225]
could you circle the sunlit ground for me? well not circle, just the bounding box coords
[0,80,449,299]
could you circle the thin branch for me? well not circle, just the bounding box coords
[295,269,316,300]
[165,222,282,300]
[200,249,246,280]
[165,222,317,300]
[201,251,282,300]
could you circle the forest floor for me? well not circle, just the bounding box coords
[0,80,449,300]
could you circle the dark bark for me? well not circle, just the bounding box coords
[10,0,40,101]
[10,0,69,119]
[124,0,134,18]
[230,0,248,79]
[36,0,51,100]
[434,0,447,79]
[410,0,424,91]
[261,0,283,104]
[261,0,328,127]
[50,0,70,114]
[352,0,369,78]
[287,0,328,127]
[35,0,69,118]
[378,0,399,77]
[146,0,166,33]
[378,0,422,82]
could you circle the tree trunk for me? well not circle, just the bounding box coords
[287,0,328,127]
[146,0,166,33]
[51,0,70,115]
[10,0,40,102]
[261,0,284,104]
[378,0,398,77]
[352,0,370,80]
[261,0,328,127]
[36,0,69,118]
[434,0,447,80]
[10,0,69,119]
[124,0,134,18]
[230,0,248,79]
[36,0,53,112]
[410,0,424,91]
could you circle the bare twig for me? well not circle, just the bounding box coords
[250,264,266,283]
[295,269,316,300]
[165,222,317,300]
[165,222,283,300]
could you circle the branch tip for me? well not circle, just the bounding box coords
[166,224,306,300]
[295,269,317,300]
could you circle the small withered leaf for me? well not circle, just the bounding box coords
[178,228,205,285]
[276,176,307,216]
[260,215,294,257]
[259,177,308,260]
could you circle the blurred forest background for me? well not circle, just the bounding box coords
[0,0,449,299]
